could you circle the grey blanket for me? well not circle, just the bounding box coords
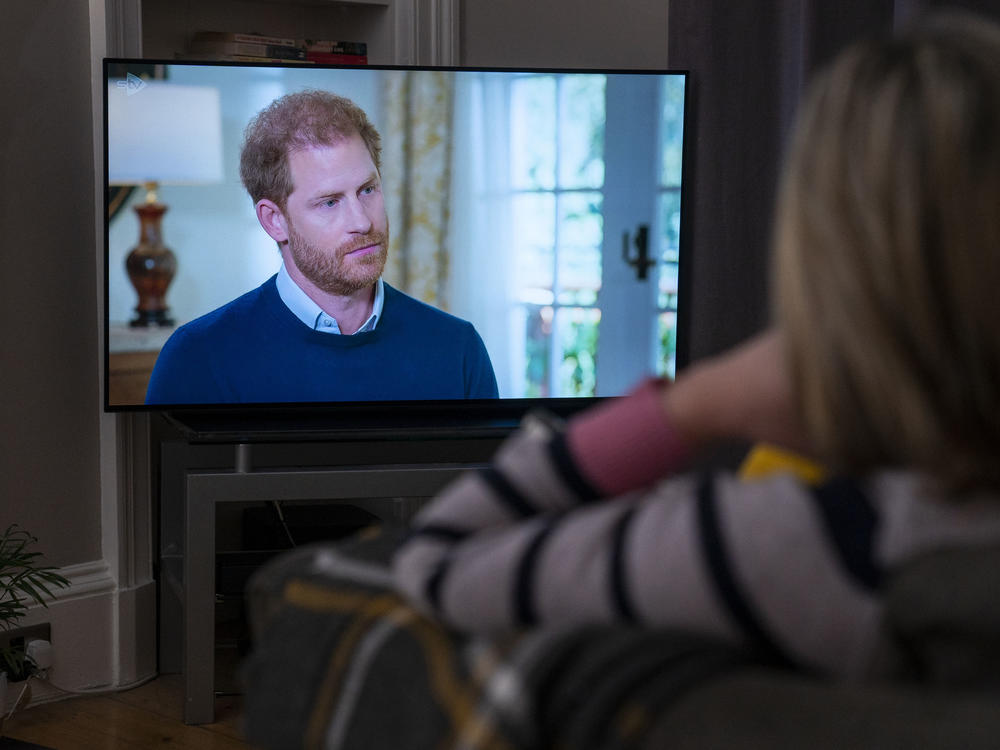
[242,526,759,749]
[242,528,1000,750]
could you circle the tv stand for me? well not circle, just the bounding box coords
[158,429,501,725]
[162,402,529,442]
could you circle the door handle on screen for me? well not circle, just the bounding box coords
[622,224,654,281]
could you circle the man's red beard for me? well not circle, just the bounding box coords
[287,224,389,297]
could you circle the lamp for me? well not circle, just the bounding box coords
[108,79,223,327]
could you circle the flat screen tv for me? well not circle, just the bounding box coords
[103,58,690,437]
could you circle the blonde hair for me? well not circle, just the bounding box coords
[773,13,1000,492]
[239,89,382,209]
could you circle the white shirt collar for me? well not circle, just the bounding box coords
[276,262,383,335]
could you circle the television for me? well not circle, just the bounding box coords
[103,58,690,438]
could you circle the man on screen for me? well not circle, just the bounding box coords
[146,90,498,404]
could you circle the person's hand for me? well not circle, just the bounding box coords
[662,329,812,455]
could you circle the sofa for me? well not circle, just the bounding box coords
[241,521,1000,749]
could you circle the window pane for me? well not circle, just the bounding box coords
[656,311,678,379]
[559,75,606,189]
[513,193,556,303]
[557,307,600,396]
[511,75,556,190]
[660,76,686,187]
[557,192,602,303]
[658,189,682,261]
[524,304,553,397]
[657,262,679,311]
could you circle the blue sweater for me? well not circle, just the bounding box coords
[145,277,498,404]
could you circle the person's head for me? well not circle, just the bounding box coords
[240,89,382,211]
[240,90,388,297]
[773,12,1000,492]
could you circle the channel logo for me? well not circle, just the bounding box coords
[115,72,148,96]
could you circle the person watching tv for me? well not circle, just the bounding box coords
[145,90,498,404]
[393,11,1000,678]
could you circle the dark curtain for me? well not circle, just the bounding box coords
[669,0,1000,365]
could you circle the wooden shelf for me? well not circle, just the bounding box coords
[137,0,410,65]
[109,349,159,406]
[107,325,173,406]
[106,0,458,70]
[248,0,391,6]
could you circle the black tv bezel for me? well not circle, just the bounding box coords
[102,57,692,440]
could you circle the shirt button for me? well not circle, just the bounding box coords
[323,319,333,327]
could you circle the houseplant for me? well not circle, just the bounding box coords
[0,524,70,711]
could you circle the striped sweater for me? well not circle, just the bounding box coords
[393,384,1000,678]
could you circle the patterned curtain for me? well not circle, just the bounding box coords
[380,71,455,309]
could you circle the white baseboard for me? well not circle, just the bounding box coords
[58,559,117,600]
[3,559,156,714]
[3,670,158,715]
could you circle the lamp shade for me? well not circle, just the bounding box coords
[108,80,224,185]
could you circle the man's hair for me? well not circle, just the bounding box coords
[773,12,1000,492]
[239,89,382,209]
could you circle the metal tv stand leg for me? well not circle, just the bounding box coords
[181,456,472,725]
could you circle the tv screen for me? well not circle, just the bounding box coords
[103,58,689,434]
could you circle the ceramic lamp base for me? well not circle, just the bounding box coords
[126,201,177,328]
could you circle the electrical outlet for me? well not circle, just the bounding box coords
[0,623,51,656]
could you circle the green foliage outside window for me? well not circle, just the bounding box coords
[558,309,600,396]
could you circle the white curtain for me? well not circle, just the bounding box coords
[379,71,520,398]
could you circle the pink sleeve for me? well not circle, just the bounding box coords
[565,377,693,496]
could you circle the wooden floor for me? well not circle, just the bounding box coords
[0,674,256,749]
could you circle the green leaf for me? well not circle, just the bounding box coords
[0,524,68,635]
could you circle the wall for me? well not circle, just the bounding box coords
[0,0,148,701]
[1,2,102,568]
[460,0,669,69]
